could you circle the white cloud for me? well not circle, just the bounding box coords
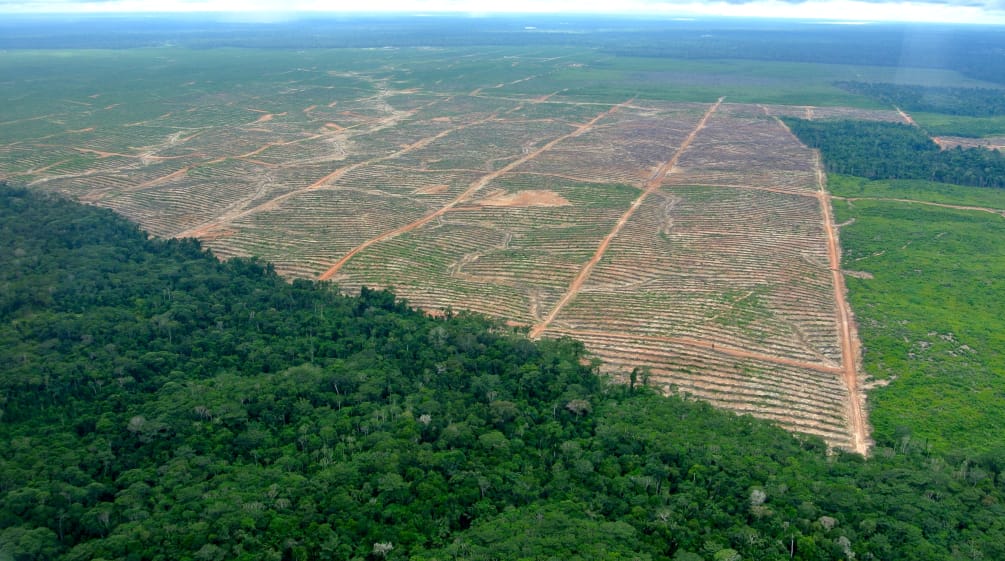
[0,0,1003,24]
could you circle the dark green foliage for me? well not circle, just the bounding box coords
[2,184,1005,561]
[835,82,1005,118]
[785,118,1005,188]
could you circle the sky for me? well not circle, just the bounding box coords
[0,0,1003,25]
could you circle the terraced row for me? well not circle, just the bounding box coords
[671,106,818,194]
[556,328,853,448]
[202,188,438,270]
[514,106,703,185]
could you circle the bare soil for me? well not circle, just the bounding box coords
[815,152,871,455]
[414,184,450,195]
[559,328,842,374]
[477,190,570,207]
[895,106,916,126]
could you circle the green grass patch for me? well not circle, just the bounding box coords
[913,112,1005,138]
[832,179,1005,453]
[830,175,1005,210]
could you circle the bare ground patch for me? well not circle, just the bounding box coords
[476,189,571,207]
[415,184,451,195]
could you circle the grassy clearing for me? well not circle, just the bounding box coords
[830,175,1005,209]
[913,112,1005,138]
[832,177,1005,453]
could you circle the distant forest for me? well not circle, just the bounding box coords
[784,119,1005,188]
[2,185,1005,560]
[835,82,1005,118]
[1,16,1004,84]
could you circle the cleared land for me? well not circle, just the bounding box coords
[1,47,915,452]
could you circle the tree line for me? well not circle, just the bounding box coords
[784,119,1005,188]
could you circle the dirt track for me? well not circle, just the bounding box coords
[317,98,636,280]
[895,106,916,126]
[528,97,725,339]
[814,153,871,455]
[833,196,1005,218]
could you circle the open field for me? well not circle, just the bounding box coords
[829,177,1005,453]
[4,45,961,453]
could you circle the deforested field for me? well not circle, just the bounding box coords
[2,45,926,452]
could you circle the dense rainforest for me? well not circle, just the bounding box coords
[2,183,1005,561]
[783,119,1005,188]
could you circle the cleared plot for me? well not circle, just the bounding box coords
[330,222,537,320]
[515,104,706,184]
[392,118,577,172]
[331,177,642,321]
[547,185,840,366]
[202,187,439,278]
[98,159,285,236]
[404,94,517,120]
[528,105,855,449]
[934,135,1005,151]
[760,104,905,123]
[1,145,107,178]
[667,104,818,193]
[495,100,620,123]
[247,134,353,166]
[554,328,853,449]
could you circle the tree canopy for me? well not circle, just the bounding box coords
[784,118,1005,188]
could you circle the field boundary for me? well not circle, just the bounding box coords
[814,152,871,455]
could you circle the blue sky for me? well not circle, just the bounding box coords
[0,0,1003,24]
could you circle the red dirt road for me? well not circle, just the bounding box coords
[814,153,871,455]
[895,106,916,126]
[528,97,725,339]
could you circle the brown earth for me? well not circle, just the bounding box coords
[933,136,1005,152]
[414,184,450,195]
[477,190,570,207]
[814,152,871,456]
[895,106,916,126]
[555,328,842,374]
[5,78,880,453]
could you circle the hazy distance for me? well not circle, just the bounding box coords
[0,0,1003,25]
